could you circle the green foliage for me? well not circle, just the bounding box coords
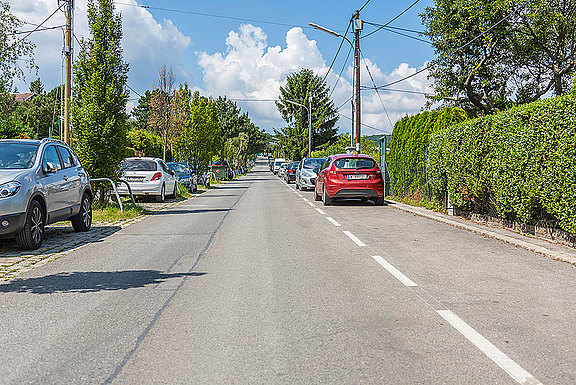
[311,133,378,161]
[388,107,467,196]
[127,128,162,157]
[422,0,576,116]
[0,1,35,89]
[72,0,129,201]
[129,90,152,130]
[428,93,576,235]
[276,69,338,160]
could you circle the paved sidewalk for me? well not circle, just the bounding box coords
[0,198,188,282]
[387,199,576,265]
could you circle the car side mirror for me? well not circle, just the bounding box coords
[313,168,320,174]
[44,162,59,174]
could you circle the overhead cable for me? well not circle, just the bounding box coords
[361,0,421,39]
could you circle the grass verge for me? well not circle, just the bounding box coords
[92,203,151,223]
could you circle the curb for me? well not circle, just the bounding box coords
[386,199,576,266]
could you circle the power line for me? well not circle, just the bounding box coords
[361,50,394,129]
[17,2,66,43]
[359,0,372,12]
[376,25,431,45]
[322,18,353,84]
[11,25,65,35]
[329,43,353,100]
[361,0,421,40]
[113,2,317,31]
[337,113,389,134]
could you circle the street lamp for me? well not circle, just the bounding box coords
[284,99,312,158]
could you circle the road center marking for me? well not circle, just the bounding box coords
[371,256,417,287]
[326,217,341,227]
[437,310,542,385]
[315,208,326,215]
[343,231,366,247]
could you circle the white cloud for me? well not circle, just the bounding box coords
[8,0,191,94]
[198,24,432,135]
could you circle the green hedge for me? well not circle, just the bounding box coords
[388,107,467,196]
[428,94,576,235]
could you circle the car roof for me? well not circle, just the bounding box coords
[124,157,161,161]
[0,139,41,144]
[329,154,375,160]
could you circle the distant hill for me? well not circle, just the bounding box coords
[363,134,391,145]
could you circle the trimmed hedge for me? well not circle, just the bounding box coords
[428,94,576,235]
[389,106,467,195]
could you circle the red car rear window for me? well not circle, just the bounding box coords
[333,158,376,170]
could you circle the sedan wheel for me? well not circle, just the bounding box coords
[322,186,332,206]
[156,184,165,202]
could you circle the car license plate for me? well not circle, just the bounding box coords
[126,177,141,181]
[348,174,367,180]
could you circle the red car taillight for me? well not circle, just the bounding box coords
[151,172,162,181]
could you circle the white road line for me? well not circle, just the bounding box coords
[315,208,326,215]
[297,193,303,197]
[371,256,417,287]
[307,202,315,207]
[437,310,542,385]
[342,231,366,247]
[301,197,309,202]
[326,217,341,227]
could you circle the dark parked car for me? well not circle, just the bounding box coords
[167,162,198,192]
[315,154,384,206]
[284,161,299,184]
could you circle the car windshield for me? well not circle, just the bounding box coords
[168,163,188,173]
[303,158,324,169]
[122,159,157,171]
[274,161,282,166]
[290,163,299,168]
[0,143,38,169]
[333,158,376,170]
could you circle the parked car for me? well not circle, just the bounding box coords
[273,158,285,174]
[166,162,197,192]
[211,160,233,180]
[284,161,299,184]
[118,157,177,202]
[0,138,93,250]
[314,154,384,206]
[278,162,289,178]
[296,157,325,190]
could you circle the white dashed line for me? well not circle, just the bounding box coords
[326,217,341,227]
[297,193,303,198]
[371,256,417,287]
[307,202,315,207]
[315,208,326,215]
[437,310,542,385]
[342,231,366,247]
[301,197,309,202]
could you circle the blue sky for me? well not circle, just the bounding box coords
[9,0,436,134]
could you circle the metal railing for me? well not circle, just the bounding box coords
[90,178,135,212]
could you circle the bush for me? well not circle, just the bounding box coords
[428,94,576,235]
[388,107,467,196]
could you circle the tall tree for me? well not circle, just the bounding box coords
[276,69,338,160]
[72,0,129,203]
[130,89,152,130]
[149,66,175,161]
[0,1,35,90]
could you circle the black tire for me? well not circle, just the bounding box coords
[170,183,177,198]
[156,184,165,202]
[374,196,385,206]
[16,200,45,250]
[322,186,332,206]
[314,186,322,201]
[296,182,300,190]
[71,193,92,232]
[193,182,198,192]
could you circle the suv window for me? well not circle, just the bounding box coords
[42,146,62,172]
[57,146,76,169]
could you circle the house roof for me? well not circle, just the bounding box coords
[12,93,34,102]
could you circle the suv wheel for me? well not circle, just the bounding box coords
[322,186,332,206]
[374,196,385,206]
[16,200,45,250]
[72,193,92,232]
[156,184,165,202]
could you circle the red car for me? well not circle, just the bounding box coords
[314,154,384,206]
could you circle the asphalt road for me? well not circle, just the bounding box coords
[0,159,575,384]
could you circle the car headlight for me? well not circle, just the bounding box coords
[0,181,21,199]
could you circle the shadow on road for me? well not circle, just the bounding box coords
[153,208,232,215]
[0,270,206,294]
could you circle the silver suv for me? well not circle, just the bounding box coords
[0,138,93,250]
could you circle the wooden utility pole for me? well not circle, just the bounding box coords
[353,10,363,153]
[63,0,73,145]
[308,96,312,158]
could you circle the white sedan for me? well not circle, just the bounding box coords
[117,157,177,202]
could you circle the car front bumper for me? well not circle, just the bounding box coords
[0,212,27,237]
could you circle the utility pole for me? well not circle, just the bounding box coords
[353,10,363,153]
[63,0,73,145]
